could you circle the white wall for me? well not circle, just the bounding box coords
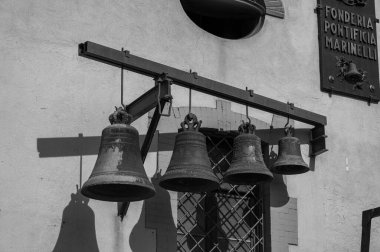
[0,0,380,251]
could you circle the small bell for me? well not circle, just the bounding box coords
[344,62,363,83]
[159,113,219,192]
[81,107,155,202]
[271,126,309,175]
[224,122,273,185]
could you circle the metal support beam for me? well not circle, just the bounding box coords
[79,41,327,126]
[361,207,380,252]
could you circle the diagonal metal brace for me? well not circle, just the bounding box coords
[124,75,171,122]
[118,75,171,220]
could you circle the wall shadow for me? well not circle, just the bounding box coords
[52,187,99,252]
[130,174,177,252]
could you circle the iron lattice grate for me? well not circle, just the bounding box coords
[177,130,265,252]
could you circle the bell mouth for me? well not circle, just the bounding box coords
[81,183,156,202]
[159,177,219,193]
[224,173,273,185]
[180,0,266,39]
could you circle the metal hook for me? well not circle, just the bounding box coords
[284,115,290,129]
[189,88,192,114]
[120,47,125,107]
[245,87,251,124]
[285,102,294,129]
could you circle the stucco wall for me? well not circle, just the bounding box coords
[1,0,380,251]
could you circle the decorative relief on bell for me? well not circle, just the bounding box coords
[159,113,219,193]
[223,121,273,185]
[271,126,309,175]
[81,107,155,202]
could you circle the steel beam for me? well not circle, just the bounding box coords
[79,41,327,126]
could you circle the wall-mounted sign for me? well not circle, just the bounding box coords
[316,0,379,103]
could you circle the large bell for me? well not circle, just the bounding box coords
[344,62,363,83]
[271,126,309,175]
[81,107,155,202]
[159,113,219,192]
[224,122,273,185]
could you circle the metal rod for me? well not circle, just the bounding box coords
[189,88,192,114]
[79,41,327,126]
[121,48,124,106]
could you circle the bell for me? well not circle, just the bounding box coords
[159,113,219,192]
[271,126,309,175]
[81,107,155,202]
[344,62,363,83]
[224,122,273,185]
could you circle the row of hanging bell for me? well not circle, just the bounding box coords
[81,106,309,202]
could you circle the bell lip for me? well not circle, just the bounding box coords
[223,163,273,185]
[159,178,220,193]
[158,168,220,192]
[271,154,309,175]
[81,182,156,202]
[223,172,273,185]
[81,173,156,202]
[271,165,310,175]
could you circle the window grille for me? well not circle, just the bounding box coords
[177,129,269,252]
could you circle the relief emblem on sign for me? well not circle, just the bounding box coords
[316,0,379,103]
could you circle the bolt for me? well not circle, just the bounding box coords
[369,85,375,92]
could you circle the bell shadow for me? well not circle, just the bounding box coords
[268,148,289,208]
[130,174,177,252]
[52,187,99,252]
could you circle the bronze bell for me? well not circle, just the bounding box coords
[159,113,219,192]
[224,122,273,185]
[271,126,309,175]
[81,107,155,202]
[344,62,363,83]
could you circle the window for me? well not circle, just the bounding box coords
[179,0,266,39]
[176,129,270,251]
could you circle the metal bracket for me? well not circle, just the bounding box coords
[314,4,323,14]
[310,125,328,156]
[361,207,380,252]
[124,77,171,122]
[155,73,173,117]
